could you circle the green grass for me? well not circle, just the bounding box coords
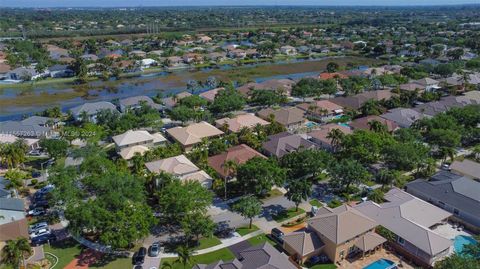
[195,236,222,250]
[247,233,278,247]
[43,239,82,269]
[236,225,259,236]
[261,188,284,201]
[309,199,322,207]
[160,247,235,269]
[272,207,306,222]
[90,257,132,269]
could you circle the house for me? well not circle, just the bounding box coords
[284,205,385,264]
[380,108,430,128]
[0,134,39,151]
[355,188,452,267]
[257,107,305,131]
[297,100,344,122]
[199,87,224,102]
[22,116,60,128]
[215,114,269,133]
[318,72,348,80]
[208,144,266,179]
[139,58,157,68]
[307,124,352,152]
[262,132,317,158]
[413,96,467,117]
[0,120,53,138]
[0,62,12,79]
[70,101,118,123]
[112,130,166,160]
[48,64,74,78]
[449,159,480,180]
[118,95,163,113]
[162,91,192,110]
[405,171,480,231]
[166,56,184,67]
[46,44,69,60]
[412,78,441,92]
[166,121,224,151]
[7,67,46,81]
[193,242,297,269]
[330,90,394,110]
[349,115,399,133]
[0,218,29,242]
[237,79,296,97]
[145,155,212,188]
[280,45,297,55]
[399,82,424,92]
[0,198,25,225]
[129,50,147,58]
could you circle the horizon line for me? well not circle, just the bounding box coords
[1,3,479,8]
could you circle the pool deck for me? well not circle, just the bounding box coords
[337,248,415,269]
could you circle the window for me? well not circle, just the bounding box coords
[397,236,405,245]
[454,209,459,215]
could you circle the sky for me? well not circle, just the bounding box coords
[0,0,477,8]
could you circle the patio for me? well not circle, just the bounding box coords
[338,248,414,269]
[432,221,472,240]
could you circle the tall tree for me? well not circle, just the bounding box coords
[1,237,32,268]
[237,157,286,196]
[286,179,312,211]
[232,196,262,229]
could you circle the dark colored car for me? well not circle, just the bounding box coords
[270,228,284,243]
[31,233,56,246]
[132,247,147,265]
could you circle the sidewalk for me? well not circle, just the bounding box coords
[160,230,263,258]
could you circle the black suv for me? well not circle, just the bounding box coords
[132,247,147,265]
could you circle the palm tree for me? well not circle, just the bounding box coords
[222,159,237,200]
[1,237,32,268]
[327,128,344,152]
[175,245,193,269]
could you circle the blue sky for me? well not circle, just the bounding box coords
[0,0,477,7]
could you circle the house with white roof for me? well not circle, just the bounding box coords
[112,130,167,160]
[145,154,212,188]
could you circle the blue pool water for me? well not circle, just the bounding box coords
[305,122,318,128]
[454,235,477,254]
[363,259,396,269]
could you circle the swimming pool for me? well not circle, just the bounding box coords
[305,122,318,128]
[363,258,396,269]
[454,235,477,254]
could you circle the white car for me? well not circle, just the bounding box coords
[29,222,48,234]
[30,228,51,238]
[28,208,46,216]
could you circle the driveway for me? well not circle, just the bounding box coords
[208,200,248,228]
[143,255,160,269]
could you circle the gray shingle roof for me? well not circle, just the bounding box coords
[70,101,118,116]
[0,120,52,137]
[262,132,316,158]
[0,198,24,211]
[406,171,480,220]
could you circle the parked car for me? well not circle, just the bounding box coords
[441,163,451,171]
[30,228,51,239]
[28,208,46,216]
[148,242,160,257]
[29,222,48,234]
[31,233,55,246]
[270,228,284,243]
[28,150,42,156]
[32,199,49,208]
[132,247,147,265]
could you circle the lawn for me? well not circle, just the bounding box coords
[236,224,259,236]
[272,207,306,222]
[43,239,82,269]
[247,233,278,247]
[160,247,235,269]
[309,199,322,207]
[261,188,284,201]
[90,256,132,269]
[195,236,222,250]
